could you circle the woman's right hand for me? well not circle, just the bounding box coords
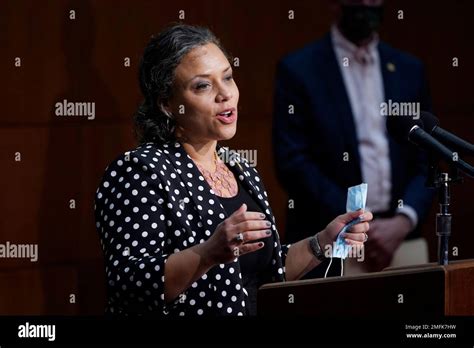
[201,203,273,266]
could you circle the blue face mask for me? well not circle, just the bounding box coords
[332,183,368,259]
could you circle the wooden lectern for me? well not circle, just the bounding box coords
[258,259,474,317]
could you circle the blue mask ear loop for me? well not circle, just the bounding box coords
[325,182,367,278]
[324,256,333,278]
[323,239,349,277]
[324,212,365,278]
[323,251,345,278]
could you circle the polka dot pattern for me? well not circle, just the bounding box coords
[95,142,291,316]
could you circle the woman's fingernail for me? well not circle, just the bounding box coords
[265,230,272,235]
[265,221,271,227]
[258,242,264,247]
[260,213,266,219]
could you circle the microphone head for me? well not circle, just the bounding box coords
[420,111,440,133]
[386,116,424,143]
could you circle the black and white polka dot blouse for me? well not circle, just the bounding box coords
[94,141,291,316]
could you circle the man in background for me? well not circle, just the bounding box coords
[273,0,434,276]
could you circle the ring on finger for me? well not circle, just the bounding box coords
[363,232,368,242]
[235,232,244,243]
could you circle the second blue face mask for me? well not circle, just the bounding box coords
[332,183,368,259]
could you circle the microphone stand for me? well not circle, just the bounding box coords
[427,157,463,265]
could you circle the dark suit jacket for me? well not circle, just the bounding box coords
[273,33,434,245]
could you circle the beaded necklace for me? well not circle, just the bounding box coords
[195,151,238,198]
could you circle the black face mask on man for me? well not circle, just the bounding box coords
[339,4,384,44]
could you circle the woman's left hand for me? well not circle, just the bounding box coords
[318,210,373,248]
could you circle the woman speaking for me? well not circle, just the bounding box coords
[94,24,372,316]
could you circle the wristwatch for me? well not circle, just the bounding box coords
[309,233,327,261]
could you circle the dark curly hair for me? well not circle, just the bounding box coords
[134,23,231,144]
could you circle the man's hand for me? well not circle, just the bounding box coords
[364,214,413,272]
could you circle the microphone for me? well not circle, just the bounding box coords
[421,111,474,156]
[386,116,474,177]
[386,114,424,144]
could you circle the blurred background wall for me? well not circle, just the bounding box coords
[1,0,473,314]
